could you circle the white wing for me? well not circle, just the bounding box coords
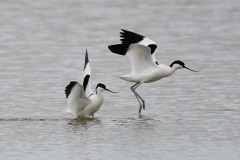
[82,50,93,97]
[108,29,159,65]
[66,82,90,118]
[138,37,158,65]
[127,44,157,75]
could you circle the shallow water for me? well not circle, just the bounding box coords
[0,0,240,159]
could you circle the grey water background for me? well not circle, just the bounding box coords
[0,0,239,159]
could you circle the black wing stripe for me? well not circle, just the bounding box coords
[83,75,90,91]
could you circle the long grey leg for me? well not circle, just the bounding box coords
[134,89,145,111]
[133,83,145,111]
[131,83,142,107]
[131,83,145,114]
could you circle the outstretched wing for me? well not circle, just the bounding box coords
[127,44,157,75]
[83,50,93,97]
[65,81,90,118]
[108,29,159,65]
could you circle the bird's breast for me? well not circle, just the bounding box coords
[84,95,104,114]
[139,67,172,83]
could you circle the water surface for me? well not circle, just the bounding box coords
[0,0,239,159]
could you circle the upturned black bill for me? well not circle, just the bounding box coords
[105,88,118,93]
[184,67,199,72]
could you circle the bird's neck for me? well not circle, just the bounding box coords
[96,91,104,100]
[168,66,178,76]
[95,92,104,109]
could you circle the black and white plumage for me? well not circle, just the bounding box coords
[108,29,158,65]
[82,51,93,97]
[108,29,198,114]
[64,50,117,119]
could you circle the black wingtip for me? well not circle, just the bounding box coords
[65,81,78,98]
[108,44,127,56]
[119,29,144,47]
[109,29,145,56]
[120,29,137,35]
[120,29,127,35]
[84,49,89,70]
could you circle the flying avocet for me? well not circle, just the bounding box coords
[65,50,117,119]
[108,29,198,114]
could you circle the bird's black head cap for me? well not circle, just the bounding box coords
[170,60,185,67]
[96,83,106,92]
